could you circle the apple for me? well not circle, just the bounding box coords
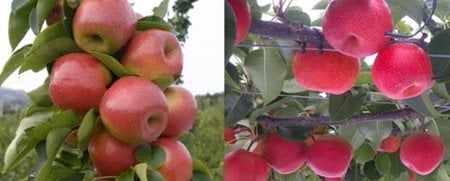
[153,138,193,181]
[322,0,393,57]
[377,136,401,153]
[306,136,353,178]
[372,42,435,100]
[46,0,63,25]
[225,127,237,144]
[292,49,360,95]
[161,86,197,137]
[88,129,138,176]
[261,132,306,174]
[121,29,183,85]
[227,0,251,44]
[100,76,168,144]
[49,53,112,115]
[400,132,444,175]
[73,0,137,54]
[225,149,270,181]
[305,134,322,147]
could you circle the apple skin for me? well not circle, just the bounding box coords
[227,0,251,44]
[323,0,393,57]
[121,29,183,84]
[377,136,401,153]
[49,53,112,115]
[100,76,168,145]
[46,0,63,25]
[161,86,197,137]
[305,136,353,178]
[400,132,445,175]
[372,43,435,100]
[292,50,360,95]
[73,0,137,54]
[261,132,306,174]
[88,129,138,176]
[224,127,237,144]
[153,138,193,181]
[225,149,270,181]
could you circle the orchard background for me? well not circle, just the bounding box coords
[225,0,450,180]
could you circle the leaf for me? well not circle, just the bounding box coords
[224,1,236,64]
[147,170,165,181]
[225,71,240,92]
[134,163,148,181]
[116,171,134,181]
[248,97,293,122]
[435,118,450,159]
[26,110,80,140]
[364,161,382,180]
[276,126,309,141]
[32,21,70,50]
[152,0,169,18]
[356,72,372,85]
[286,6,311,26]
[77,109,99,154]
[9,0,37,50]
[35,0,57,34]
[358,121,392,147]
[89,51,134,77]
[312,0,329,9]
[375,153,392,175]
[224,91,253,126]
[282,79,305,93]
[403,91,441,117]
[137,16,173,32]
[428,29,450,83]
[386,0,425,25]
[329,89,366,121]
[337,125,364,151]
[0,45,31,86]
[432,83,450,100]
[245,48,287,105]
[354,143,376,164]
[135,144,153,163]
[27,77,52,107]
[192,158,213,181]
[135,144,166,169]
[388,152,407,177]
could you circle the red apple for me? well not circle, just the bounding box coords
[225,127,237,144]
[121,29,183,84]
[400,132,444,175]
[100,76,168,144]
[46,0,63,25]
[323,0,393,57]
[372,42,435,100]
[161,86,197,137]
[261,132,306,174]
[225,149,270,181]
[227,0,251,44]
[153,138,193,181]
[88,129,138,176]
[49,53,112,115]
[306,136,353,178]
[292,50,360,95]
[377,136,401,153]
[73,0,137,54]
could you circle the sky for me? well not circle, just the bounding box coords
[0,0,224,96]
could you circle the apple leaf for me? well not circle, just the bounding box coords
[429,29,450,83]
[435,118,450,159]
[248,97,292,123]
[34,0,57,34]
[224,1,236,64]
[89,51,135,77]
[27,77,52,107]
[134,163,148,181]
[135,144,153,163]
[388,152,407,177]
[244,48,287,106]
[149,145,166,169]
[0,45,31,86]
[26,110,80,141]
[77,109,99,155]
[276,126,309,142]
[32,21,70,50]
[147,170,165,181]
[329,88,366,121]
[152,0,169,18]
[354,143,376,164]
[137,16,173,32]
[403,91,441,118]
[386,0,425,25]
[282,79,305,93]
[225,91,253,126]
[9,0,36,50]
[192,158,213,181]
[62,0,76,36]
[286,6,311,26]
[364,161,381,180]
[312,0,328,9]
[116,171,135,181]
[432,83,450,100]
[356,72,372,85]
[375,153,391,175]
[358,121,392,148]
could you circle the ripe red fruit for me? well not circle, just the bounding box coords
[224,127,237,144]
[377,136,401,153]
[372,43,435,100]
[49,53,112,115]
[153,138,193,181]
[88,129,138,176]
[161,86,197,137]
[306,136,353,178]
[227,0,251,44]
[292,50,360,95]
[261,133,306,174]
[225,149,270,181]
[323,0,393,57]
[400,132,445,175]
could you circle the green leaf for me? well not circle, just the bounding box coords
[224,1,236,64]
[32,21,70,50]
[35,0,57,34]
[329,89,366,121]
[282,79,305,93]
[89,51,134,77]
[337,125,365,151]
[375,153,392,175]
[286,6,311,26]
[27,77,52,107]
[9,0,37,50]
[19,37,81,73]
[134,163,148,181]
[435,118,450,159]
[26,110,80,140]
[192,158,212,181]
[245,48,287,105]
[147,170,165,181]
[354,143,376,164]
[388,152,407,177]
[358,121,392,148]
[0,45,32,86]
[225,91,253,126]
[356,72,372,85]
[77,109,99,154]
[135,144,166,169]
[276,126,309,142]
[116,171,134,181]
[386,0,425,25]
[136,144,153,163]
[364,160,382,180]
[312,0,329,9]
[137,16,173,32]
[403,91,441,117]
[152,0,169,18]
[225,71,241,92]
[248,97,292,122]
[429,29,450,83]
[432,83,450,100]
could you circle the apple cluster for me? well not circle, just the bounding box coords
[46,0,197,178]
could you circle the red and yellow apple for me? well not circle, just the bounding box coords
[292,50,360,95]
[153,138,193,181]
[73,0,137,54]
[323,0,393,57]
[306,136,353,178]
[225,149,270,181]
[372,42,435,100]
[100,76,168,144]
[400,132,444,175]
[161,86,197,137]
[377,135,401,153]
[49,53,112,115]
[121,29,183,84]
[227,0,251,44]
[88,129,138,176]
